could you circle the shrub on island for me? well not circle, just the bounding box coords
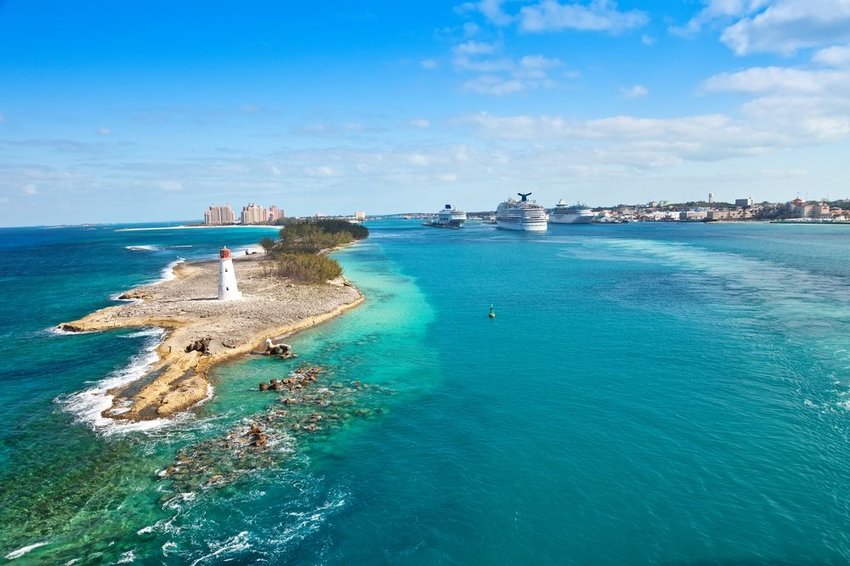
[271,253,343,283]
[260,219,368,283]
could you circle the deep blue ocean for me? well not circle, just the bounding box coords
[3,220,850,564]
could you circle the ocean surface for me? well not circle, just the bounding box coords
[2,220,850,564]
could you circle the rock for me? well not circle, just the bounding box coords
[259,383,270,391]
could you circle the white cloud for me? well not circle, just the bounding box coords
[620,84,649,98]
[156,180,183,191]
[721,0,850,55]
[641,34,655,45]
[304,166,337,177]
[453,40,499,58]
[22,183,37,195]
[453,42,561,95]
[421,58,439,70]
[813,44,850,66]
[459,0,513,26]
[96,127,112,136]
[0,113,6,123]
[670,0,768,37]
[465,102,850,166]
[518,0,649,34]
[702,65,850,141]
[703,66,850,94]
[463,76,527,95]
[410,118,431,129]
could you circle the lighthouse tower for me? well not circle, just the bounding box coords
[217,247,242,300]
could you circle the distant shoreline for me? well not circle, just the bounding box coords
[115,224,282,232]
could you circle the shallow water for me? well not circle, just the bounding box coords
[3,220,850,563]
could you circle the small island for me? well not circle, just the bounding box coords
[59,220,367,422]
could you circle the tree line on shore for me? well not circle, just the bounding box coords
[259,219,369,283]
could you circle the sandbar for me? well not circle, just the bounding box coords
[59,252,363,421]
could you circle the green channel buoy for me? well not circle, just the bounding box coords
[488,304,496,319]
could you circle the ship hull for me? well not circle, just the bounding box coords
[495,219,548,231]
[549,214,593,224]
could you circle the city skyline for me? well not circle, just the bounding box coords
[2,1,850,226]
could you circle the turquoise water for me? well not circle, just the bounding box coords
[3,220,850,563]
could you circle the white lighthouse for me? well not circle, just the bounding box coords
[217,246,242,300]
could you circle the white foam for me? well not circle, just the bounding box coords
[44,325,96,336]
[5,542,49,560]
[120,328,165,339]
[188,531,251,566]
[126,245,160,252]
[153,258,185,285]
[57,328,184,435]
[110,291,142,303]
[117,551,136,564]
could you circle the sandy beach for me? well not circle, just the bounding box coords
[59,252,363,421]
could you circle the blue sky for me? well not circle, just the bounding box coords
[2,0,850,225]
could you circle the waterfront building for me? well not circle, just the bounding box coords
[268,205,284,223]
[204,204,236,225]
[354,211,366,221]
[241,203,268,225]
[735,197,754,208]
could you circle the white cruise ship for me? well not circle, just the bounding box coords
[549,200,595,224]
[495,193,548,232]
[425,204,467,228]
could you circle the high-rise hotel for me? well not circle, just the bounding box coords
[203,203,284,225]
[203,204,236,225]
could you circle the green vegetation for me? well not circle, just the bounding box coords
[271,253,343,283]
[261,219,368,283]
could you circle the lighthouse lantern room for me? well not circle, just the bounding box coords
[218,246,242,300]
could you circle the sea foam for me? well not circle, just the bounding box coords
[125,245,160,252]
[57,328,180,435]
[4,542,49,560]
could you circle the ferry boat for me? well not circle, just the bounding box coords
[549,200,595,224]
[495,193,548,232]
[425,204,467,228]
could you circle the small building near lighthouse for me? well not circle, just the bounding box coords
[218,247,242,300]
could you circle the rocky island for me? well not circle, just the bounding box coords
[59,251,363,422]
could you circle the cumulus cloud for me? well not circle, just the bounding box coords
[518,0,649,34]
[620,85,649,98]
[700,65,850,141]
[452,41,561,95]
[410,118,431,129]
[703,66,850,94]
[670,0,768,37]
[813,44,850,66]
[420,58,439,69]
[156,180,183,191]
[458,0,513,26]
[722,0,850,55]
[465,100,850,166]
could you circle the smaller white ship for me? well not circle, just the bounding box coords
[549,200,595,224]
[425,204,467,228]
[495,193,548,232]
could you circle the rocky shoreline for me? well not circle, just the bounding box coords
[58,252,363,422]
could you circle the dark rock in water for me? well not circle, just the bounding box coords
[160,365,393,495]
